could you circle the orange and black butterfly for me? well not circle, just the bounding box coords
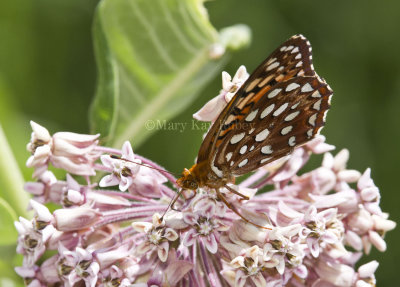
[173,34,333,226]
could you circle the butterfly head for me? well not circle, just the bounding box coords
[177,168,199,190]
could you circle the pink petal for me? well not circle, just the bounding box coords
[357,168,374,190]
[182,212,198,225]
[24,182,45,195]
[338,170,361,183]
[333,149,349,171]
[346,230,363,251]
[157,241,169,262]
[294,264,308,279]
[201,233,218,254]
[368,231,386,252]
[276,256,285,274]
[182,229,197,247]
[322,153,334,169]
[278,201,304,220]
[99,174,120,187]
[30,121,51,142]
[358,260,379,278]
[308,237,320,257]
[52,131,99,143]
[131,222,152,233]
[251,273,267,287]
[221,71,232,90]
[372,215,396,232]
[235,270,248,287]
[121,141,135,160]
[318,208,337,221]
[29,200,53,222]
[164,228,179,241]
[306,135,335,154]
[360,186,380,202]
[100,155,114,169]
[193,94,227,122]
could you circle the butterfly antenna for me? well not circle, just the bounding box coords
[216,189,271,230]
[110,155,180,177]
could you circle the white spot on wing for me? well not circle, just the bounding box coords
[311,90,321,98]
[291,102,300,109]
[260,157,271,164]
[291,47,299,53]
[249,128,255,134]
[230,132,245,144]
[296,61,303,67]
[255,128,270,142]
[284,111,300,121]
[211,154,223,178]
[245,78,262,92]
[238,159,248,168]
[245,109,258,122]
[280,46,287,51]
[288,136,296,146]
[260,104,275,119]
[285,45,294,51]
[240,145,247,154]
[307,129,313,138]
[266,57,277,65]
[261,145,273,154]
[226,152,232,161]
[268,88,282,98]
[273,103,289,117]
[249,145,255,151]
[286,83,300,92]
[295,53,301,59]
[309,114,317,126]
[281,126,293,135]
[313,99,322,111]
[266,61,280,71]
[301,83,313,93]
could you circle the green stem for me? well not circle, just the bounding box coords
[0,124,29,218]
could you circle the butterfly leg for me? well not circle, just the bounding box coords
[224,184,250,200]
[215,189,270,230]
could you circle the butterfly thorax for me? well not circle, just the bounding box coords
[177,161,234,191]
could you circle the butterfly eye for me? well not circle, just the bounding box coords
[190,181,198,189]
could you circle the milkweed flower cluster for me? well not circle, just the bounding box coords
[16,67,395,287]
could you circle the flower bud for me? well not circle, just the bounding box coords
[53,207,101,232]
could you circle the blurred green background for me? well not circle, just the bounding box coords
[0,0,399,285]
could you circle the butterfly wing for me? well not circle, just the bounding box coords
[215,76,332,175]
[196,34,332,177]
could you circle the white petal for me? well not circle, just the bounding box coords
[157,241,169,262]
[358,260,379,278]
[368,231,386,252]
[30,121,51,142]
[333,149,349,171]
[131,221,152,233]
[251,273,267,287]
[193,95,227,122]
[182,229,197,247]
[29,200,53,222]
[201,233,218,254]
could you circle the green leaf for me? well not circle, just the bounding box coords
[90,0,250,148]
[0,124,29,218]
[0,197,18,245]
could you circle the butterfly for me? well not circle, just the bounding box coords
[172,34,333,227]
